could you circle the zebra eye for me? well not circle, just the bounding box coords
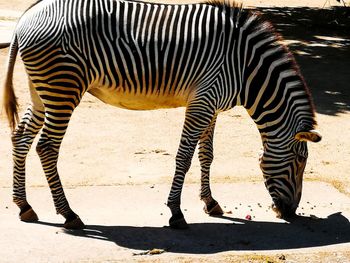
[297,155,306,163]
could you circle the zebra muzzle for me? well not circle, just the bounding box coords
[271,199,297,219]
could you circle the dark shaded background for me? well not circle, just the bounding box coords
[258,6,350,116]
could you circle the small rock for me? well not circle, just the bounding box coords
[245,214,252,220]
[148,248,165,255]
[279,254,286,260]
[226,210,232,214]
[154,149,166,154]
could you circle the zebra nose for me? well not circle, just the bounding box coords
[271,199,297,219]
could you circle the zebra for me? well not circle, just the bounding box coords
[2,0,321,229]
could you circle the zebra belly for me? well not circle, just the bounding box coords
[88,86,189,110]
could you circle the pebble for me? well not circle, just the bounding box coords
[279,254,286,260]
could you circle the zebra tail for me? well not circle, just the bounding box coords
[2,35,19,131]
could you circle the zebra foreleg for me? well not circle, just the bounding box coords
[167,101,217,229]
[36,108,84,230]
[198,114,224,216]
[12,106,44,222]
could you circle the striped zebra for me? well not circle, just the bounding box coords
[2,0,321,229]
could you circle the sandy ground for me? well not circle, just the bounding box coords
[0,0,350,262]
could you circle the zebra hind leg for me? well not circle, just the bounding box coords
[12,106,44,222]
[36,107,84,230]
[198,114,224,216]
[167,100,217,229]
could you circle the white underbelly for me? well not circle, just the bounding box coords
[88,86,191,110]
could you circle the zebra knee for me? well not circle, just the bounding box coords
[36,137,58,158]
[175,149,193,175]
[36,140,45,157]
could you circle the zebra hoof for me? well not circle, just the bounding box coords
[169,214,189,229]
[20,207,39,222]
[64,217,85,230]
[204,202,224,216]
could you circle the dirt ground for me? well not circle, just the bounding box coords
[0,0,350,262]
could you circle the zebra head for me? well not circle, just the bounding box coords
[260,128,321,219]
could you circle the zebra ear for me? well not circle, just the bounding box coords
[295,130,322,143]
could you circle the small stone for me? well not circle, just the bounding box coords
[226,210,233,214]
[279,254,286,260]
[5,206,8,209]
[148,248,165,255]
[245,214,252,220]
[154,149,166,154]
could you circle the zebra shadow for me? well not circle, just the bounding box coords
[36,212,350,253]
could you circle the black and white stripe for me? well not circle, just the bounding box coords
[3,0,321,228]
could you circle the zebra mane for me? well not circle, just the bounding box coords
[204,0,242,9]
[205,0,317,127]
